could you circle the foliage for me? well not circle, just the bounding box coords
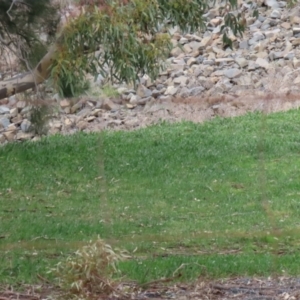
[0,0,60,68]
[0,0,259,97]
[49,238,128,298]
[50,0,248,94]
[28,103,52,135]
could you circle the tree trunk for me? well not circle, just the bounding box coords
[0,45,57,100]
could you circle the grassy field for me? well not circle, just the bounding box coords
[2,110,300,284]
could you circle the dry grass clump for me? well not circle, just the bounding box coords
[49,238,129,299]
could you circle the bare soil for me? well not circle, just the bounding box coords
[2,276,300,299]
[81,92,300,134]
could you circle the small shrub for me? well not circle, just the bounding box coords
[50,238,128,299]
[29,101,53,135]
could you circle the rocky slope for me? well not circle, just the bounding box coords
[1,1,300,144]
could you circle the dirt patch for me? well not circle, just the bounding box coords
[2,276,300,299]
[100,92,300,133]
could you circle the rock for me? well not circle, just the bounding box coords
[210,18,222,26]
[11,114,23,125]
[0,106,10,114]
[293,59,300,68]
[235,58,248,68]
[50,120,62,130]
[293,77,300,84]
[173,76,189,86]
[270,10,281,19]
[20,106,32,116]
[137,84,152,98]
[248,61,259,71]
[20,119,32,132]
[223,69,242,79]
[165,86,178,96]
[0,134,6,143]
[152,89,163,98]
[0,117,10,128]
[264,0,279,8]
[86,116,96,122]
[71,102,83,113]
[3,131,15,142]
[202,66,214,77]
[239,40,249,49]
[136,96,152,105]
[235,75,252,86]
[129,95,141,105]
[16,132,34,141]
[188,86,205,96]
[101,99,120,111]
[60,99,70,108]
[10,108,18,118]
[187,57,197,66]
[171,47,183,57]
[199,36,213,48]
[77,107,92,118]
[117,87,128,94]
[8,96,17,106]
[215,58,234,64]
[77,120,88,131]
[126,103,135,109]
[281,22,291,30]
[108,120,123,128]
[183,44,192,53]
[255,58,270,69]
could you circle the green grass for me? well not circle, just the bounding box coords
[2,110,300,284]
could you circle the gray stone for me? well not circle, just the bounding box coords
[137,85,152,98]
[203,60,215,66]
[3,131,15,142]
[152,89,163,97]
[173,76,189,86]
[16,132,34,141]
[187,57,197,66]
[20,106,32,116]
[20,119,32,133]
[255,58,270,69]
[270,9,281,19]
[293,77,300,84]
[178,87,190,98]
[8,96,17,106]
[0,106,10,114]
[77,120,88,131]
[0,134,6,143]
[264,0,279,8]
[71,102,83,113]
[77,107,92,118]
[248,61,259,71]
[129,95,141,105]
[239,40,249,49]
[235,75,252,86]
[188,86,205,96]
[171,47,183,57]
[165,86,178,96]
[102,99,120,111]
[188,41,202,51]
[202,66,214,77]
[235,58,248,68]
[10,108,18,118]
[0,117,10,128]
[137,96,152,105]
[117,87,128,94]
[223,68,242,79]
